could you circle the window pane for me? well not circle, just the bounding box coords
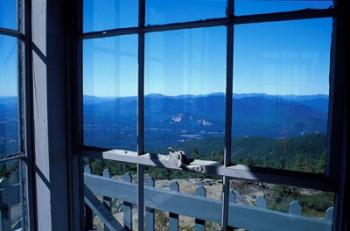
[231,18,332,173]
[145,27,226,162]
[83,35,138,150]
[235,0,333,16]
[0,35,19,156]
[143,166,222,229]
[0,0,17,30]
[228,179,334,230]
[83,159,137,230]
[0,159,23,230]
[146,0,226,25]
[83,0,138,32]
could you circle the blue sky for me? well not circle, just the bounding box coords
[0,35,18,97]
[1,1,333,97]
[0,0,18,97]
[0,0,17,30]
[233,18,332,95]
[83,0,333,97]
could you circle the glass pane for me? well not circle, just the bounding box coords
[83,158,138,230]
[235,0,333,16]
[146,0,226,25]
[0,0,17,30]
[228,179,335,230]
[231,18,332,173]
[0,35,19,156]
[83,0,138,32]
[145,27,226,162]
[144,166,222,230]
[0,159,23,230]
[83,35,138,150]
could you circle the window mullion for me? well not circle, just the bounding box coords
[0,27,24,38]
[327,0,349,230]
[79,8,334,40]
[221,0,234,230]
[20,0,37,229]
[137,0,146,230]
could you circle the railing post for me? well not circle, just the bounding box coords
[289,201,302,215]
[103,169,112,231]
[195,184,206,231]
[252,196,268,231]
[325,207,334,222]
[256,196,267,209]
[169,181,179,231]
[227,190,236,231]
[123,173,133,231]
[229,190,236,203]
[84,165,93,230]
[145,177,155,231]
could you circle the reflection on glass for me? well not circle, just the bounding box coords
[0,160,23,230]
[0,0,17,30]
[83,0,138,32]
[83,35,138,150]
[146,0,226,25]
[235,0,333,16]
[144,166,222,230]
[145,27,226,162]
[228,179,334,229]
[83,158,137,230]
[231,18,332,173]
[0,35,19,156]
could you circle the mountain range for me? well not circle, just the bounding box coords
[83,93,328,150]
[0,97,19,156]
[1,93,328,156]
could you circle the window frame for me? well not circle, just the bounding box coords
[76,0,344,230]
[0,0,35,230]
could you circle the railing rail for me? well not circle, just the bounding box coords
[84,166,334,231]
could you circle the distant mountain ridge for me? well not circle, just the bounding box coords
[83,93,328,111]
[82,93,329,150]
[83,92,328,100]
[0,94,329,154]
[0,97,19,156]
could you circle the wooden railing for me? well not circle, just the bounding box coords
[84,166,334,231]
